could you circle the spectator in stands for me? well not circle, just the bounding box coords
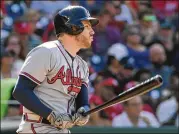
[14,10,42,52]
[1,10,4,45]
[125,1,152,24]
[134,68,152,83]
[1,50,16,79]
[99,43,135,95]
[23,9,42,50]
[5,0,25,21]
[124,25,151,69]
[172,30,179,70]
[151,0,179,21]
[156,70,179,126]
[89,73,123,121]
[100,80,124,120]
[112,96,160,128]
[87,95,111,126]
[90,9,122,72]
[138,1,152,12]
[92,9,121,55]
[3,32,25,76]
[30,0,70,19]
[104,1,126,32]
[23,0,32,9]
[138,9,159,45]
[1,10,10,46]
[134,69,156,111]
[154,20,174,66]
[104,1,117,18]
[42,22,56,42]
[149,43,173,95]
[79,0,103,12]
[125,81,155,115]
[0,10,4,29]
[114,1,134,25]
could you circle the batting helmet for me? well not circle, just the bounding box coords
[54,6,99,36]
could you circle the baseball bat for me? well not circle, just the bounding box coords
[83,74,163,116]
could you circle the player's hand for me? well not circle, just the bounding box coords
[47,111,75,129]
[73,106,90,126]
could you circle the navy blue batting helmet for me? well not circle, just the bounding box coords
[54,6,99,36]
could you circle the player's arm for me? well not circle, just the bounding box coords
[13,75,52,118]
[13,74,75,129]
[12,46,53,118]
[74,84,90,126]
[74,62,90,126]
[75,84,90,111]
[13,46,75,129]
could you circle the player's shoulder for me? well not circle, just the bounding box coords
[39,40,59,50]
[27,40,58,57]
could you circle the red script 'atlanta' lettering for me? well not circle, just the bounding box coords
[47,66,82,87]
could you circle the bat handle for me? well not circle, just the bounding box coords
[82,111,89,116]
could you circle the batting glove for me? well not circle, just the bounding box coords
[73,106,90,126]
[47,111,75,129]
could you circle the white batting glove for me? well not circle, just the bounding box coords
[47,111,75,129]
[73,107,90,126]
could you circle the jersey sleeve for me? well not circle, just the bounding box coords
[19,46,52,85]
[82,62,89,88]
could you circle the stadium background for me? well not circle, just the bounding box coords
[1,0,178,133]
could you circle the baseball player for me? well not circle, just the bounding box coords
[13,5,99,133]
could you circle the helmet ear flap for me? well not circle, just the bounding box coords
[54,14,84,35]
[66,25,84,35]
[54,15,69,36]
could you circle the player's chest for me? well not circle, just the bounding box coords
[47,60,83,84]
[46,58,85,95]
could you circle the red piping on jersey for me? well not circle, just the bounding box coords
[55,43,72,72]
[55,43,73,113]
[82,82,88,88]
[55,43,88,87]
[25,113,42,123]
[76,65,79,78]
[20,72,41,85]
[31,124,36,134]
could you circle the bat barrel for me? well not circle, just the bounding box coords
[83,75,163,116]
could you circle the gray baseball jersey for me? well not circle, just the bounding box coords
[20,40,89,115]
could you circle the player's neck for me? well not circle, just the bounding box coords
[63,44,80,57]
[58,39,80,57]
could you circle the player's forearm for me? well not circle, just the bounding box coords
[75,84,90,111]
[12,75,52,119]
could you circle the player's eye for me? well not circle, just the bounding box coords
[84,25,90,29]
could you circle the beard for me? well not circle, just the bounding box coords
[75,34,91,48]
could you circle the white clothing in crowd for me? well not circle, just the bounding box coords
[112,111,160,128]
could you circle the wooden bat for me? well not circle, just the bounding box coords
[83,74,163,116]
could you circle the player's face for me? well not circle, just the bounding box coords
[75,20,95,48]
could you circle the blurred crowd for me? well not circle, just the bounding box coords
[1,0,179,128]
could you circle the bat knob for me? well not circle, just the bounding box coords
[155,74,163,84]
